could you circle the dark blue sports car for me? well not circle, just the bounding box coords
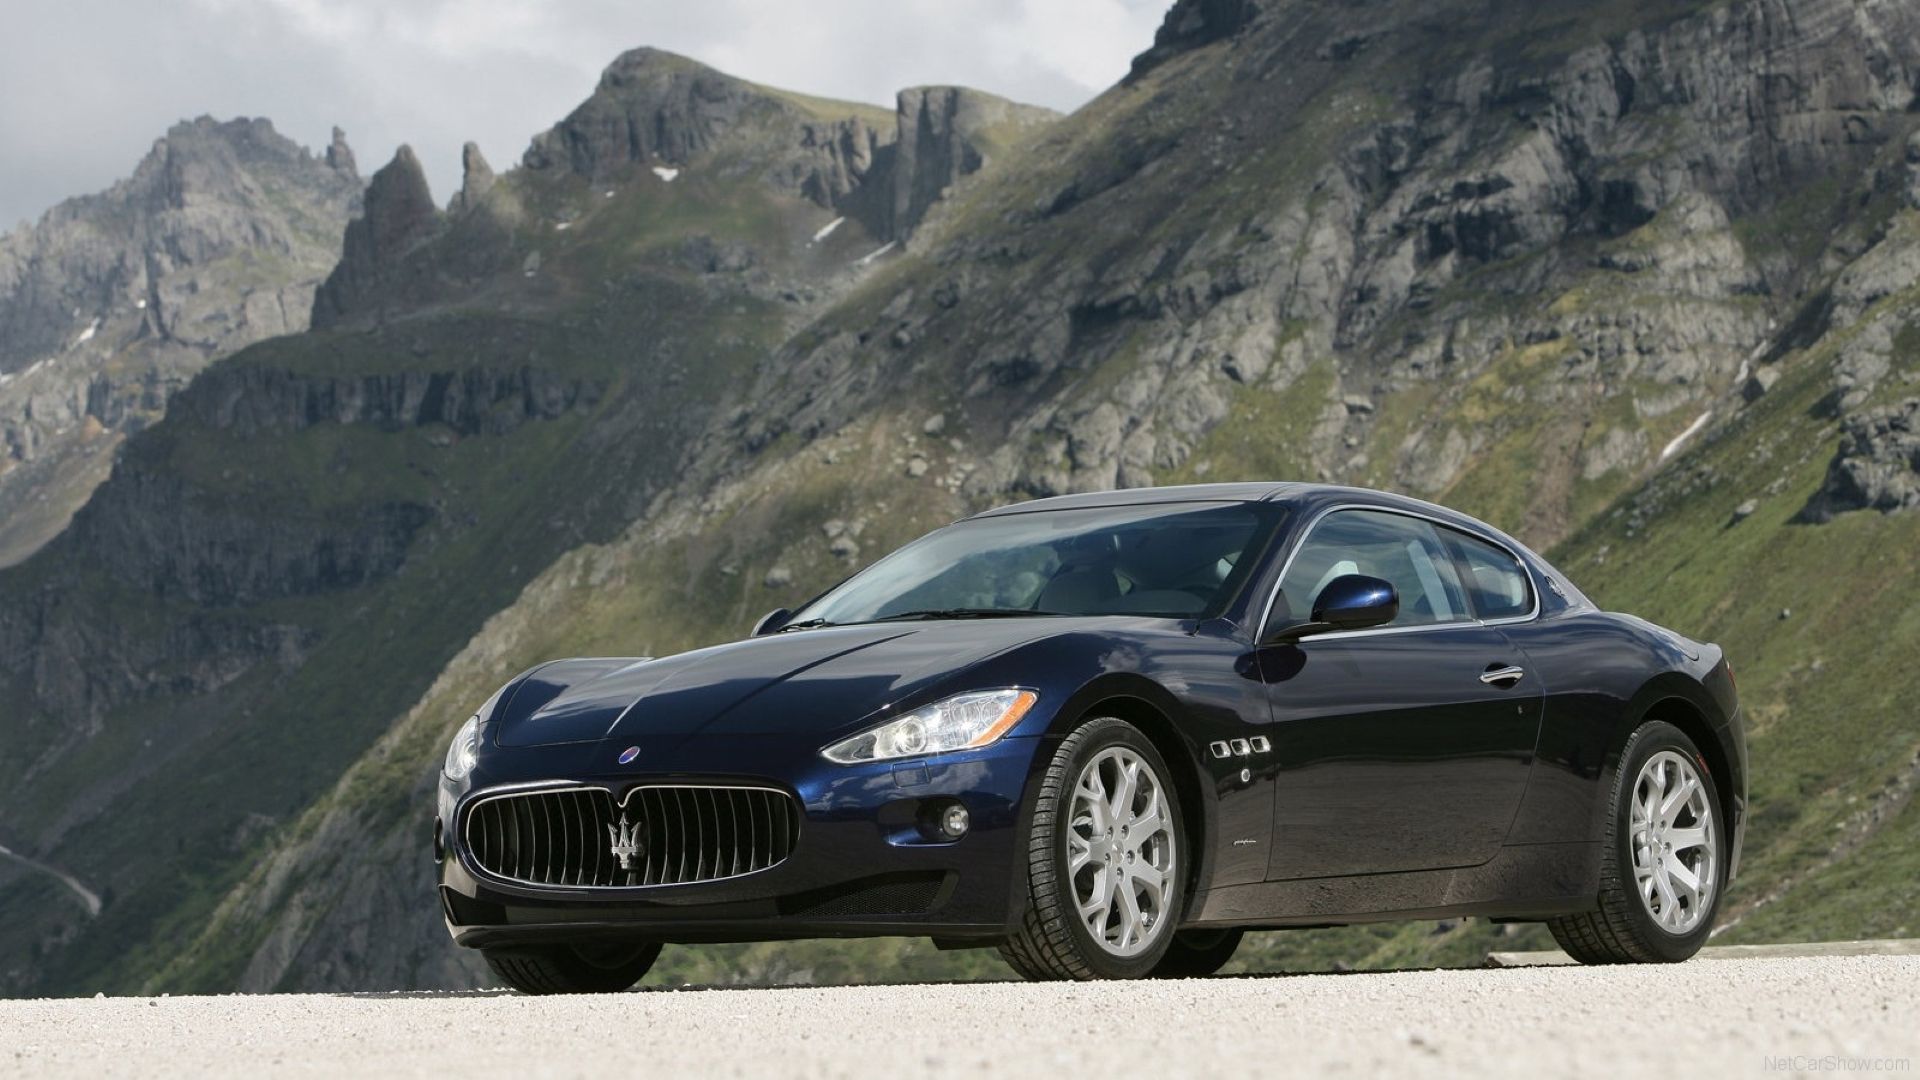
[435,483,1745,991]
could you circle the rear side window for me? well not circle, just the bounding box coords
[1444,528,1534,620]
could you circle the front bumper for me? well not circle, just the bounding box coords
[437,735,1041,948]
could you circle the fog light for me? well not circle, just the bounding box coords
[938,803,970,840]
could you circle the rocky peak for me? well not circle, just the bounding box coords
[523,48,785,176]
[326,126,359,180]
[306,53,1054,337]
[356,145,440,255]
[449,142,495,214]
[2,117,358,368]
[512,48,1056,244]
[0,116,361,565]
[522,48,893,214]
[1130,0,1264,76]
[311,146,444,329]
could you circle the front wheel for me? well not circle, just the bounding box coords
[483,941,662,994]
[1000,717,1185,980]
[1549,720,1725,963]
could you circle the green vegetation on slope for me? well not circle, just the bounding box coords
[1551,294,1920,941]
[0,156,832,995]
[121,5,1920,994]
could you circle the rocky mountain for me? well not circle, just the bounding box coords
[9,0,1920,996]
[0,117,362,567]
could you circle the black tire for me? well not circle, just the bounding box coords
[1151,928,1244,978]
[483,941,662,994]
[1549,720,1726,964]
[1000,717,1186,981]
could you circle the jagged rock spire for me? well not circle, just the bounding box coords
[887,87,1056,240]
[311,145,442,328]
[450,142,495,214]
[326,126,358,180]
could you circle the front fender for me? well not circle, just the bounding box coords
[943,627,1251,918]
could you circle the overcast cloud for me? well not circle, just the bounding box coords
[0,0,1169,229]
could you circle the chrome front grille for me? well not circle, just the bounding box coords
[463,785,799,888]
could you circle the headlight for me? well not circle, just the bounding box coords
[822,689,1037,764]
[443,714,481,780]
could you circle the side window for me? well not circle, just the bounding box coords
[1275,510,1470,630]
[1444,528,1535,620]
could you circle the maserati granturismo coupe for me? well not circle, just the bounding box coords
[434,483,1745,992]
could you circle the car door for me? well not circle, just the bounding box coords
[1257,508,1543,880]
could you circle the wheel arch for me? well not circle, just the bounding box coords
[1609,674,1740,847]
[1034,675,1216,909]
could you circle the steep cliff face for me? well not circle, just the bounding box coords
[865,0,1920,548]
[0,117,361,567]
[163,0,1920,993]
[885,87,1059,239]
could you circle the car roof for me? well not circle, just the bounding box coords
[968,482,1488,521]
[967,482,1307,518]
[967,481,1534,549]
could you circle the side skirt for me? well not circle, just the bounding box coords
[1186,841,1599,928]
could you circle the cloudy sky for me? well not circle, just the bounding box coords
[0,0,1170,228]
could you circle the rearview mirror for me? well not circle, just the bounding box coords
[1264,574,1398,643]
[751,607,791,637]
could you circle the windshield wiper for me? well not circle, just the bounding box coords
[777,618,836,632]
[869,608,1067,623]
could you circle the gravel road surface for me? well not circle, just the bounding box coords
[4,956,1916,1078]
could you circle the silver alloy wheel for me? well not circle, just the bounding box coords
[1067,746,1177,957]
[1629,749,1718,934]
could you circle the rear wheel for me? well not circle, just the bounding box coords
[1549,720,1724,963]
[1001,717,1185,980]
[1151,928,1243,978]
[483,941,661,994]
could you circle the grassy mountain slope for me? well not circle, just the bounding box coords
[5,0,1916,995]
[0,67,934,995]
[1555,243,1920,943]
[155,0,1920,993]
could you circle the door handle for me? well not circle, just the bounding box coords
[1480,665,1525,686]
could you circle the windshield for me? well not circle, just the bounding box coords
[790,502,1283,626]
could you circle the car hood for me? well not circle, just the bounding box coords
[494,620,1068,749]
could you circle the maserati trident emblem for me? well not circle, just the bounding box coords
[608,814,643,870]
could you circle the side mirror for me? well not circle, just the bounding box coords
[1264,574,1398,643]
[751,607,792,637]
